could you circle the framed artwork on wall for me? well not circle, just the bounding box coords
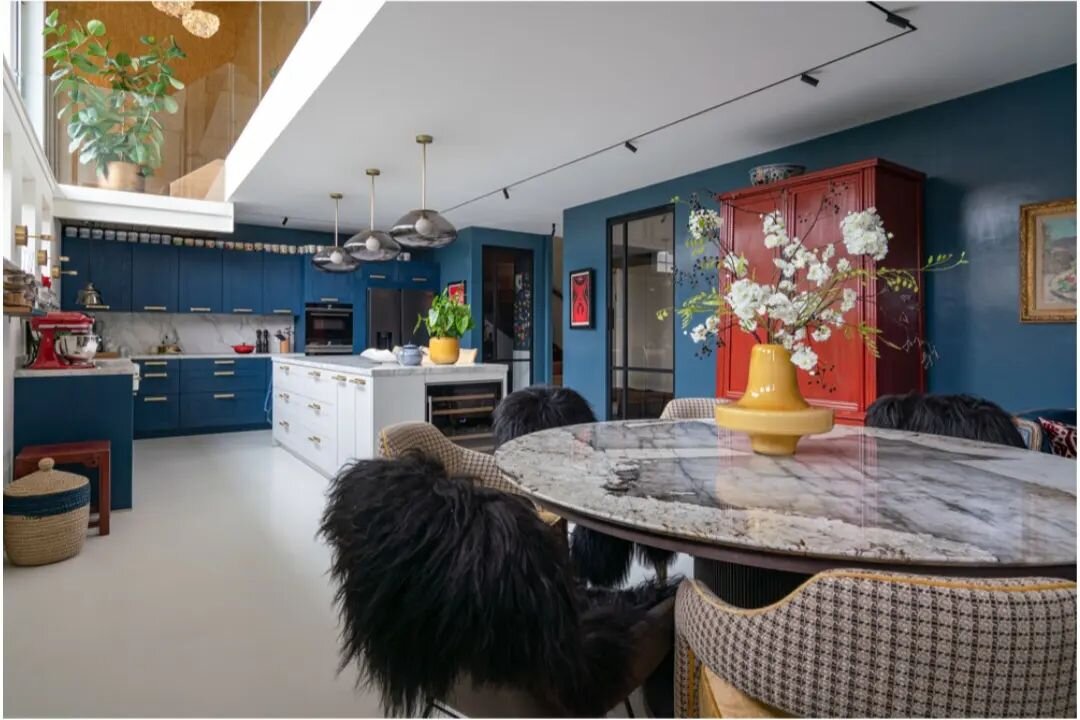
[568,268,595,329]
[1020,198,1076,323]
[447,280,466,304]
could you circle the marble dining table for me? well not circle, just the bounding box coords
[494,419,1077,606]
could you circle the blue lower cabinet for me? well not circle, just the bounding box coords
[181,390,266,429]
[135,359,180,395]
[134,394,180,436]
[181,358,267,393]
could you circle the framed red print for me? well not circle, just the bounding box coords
[447,281,466,305]
[568,268,595,329]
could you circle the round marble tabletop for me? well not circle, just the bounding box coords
[494,419,1077,576]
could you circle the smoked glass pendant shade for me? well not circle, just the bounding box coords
[390,135,457,249]
[312,193,360,274]
[345,169,401,262]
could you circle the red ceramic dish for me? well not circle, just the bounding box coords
[232,344,255,354]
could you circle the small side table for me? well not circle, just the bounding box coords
[15,440,111,536]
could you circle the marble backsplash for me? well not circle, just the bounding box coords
[96,313,296,356]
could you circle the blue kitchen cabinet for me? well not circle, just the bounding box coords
[134,358,180,394]
[304,262,355,305]
[223,251,264,315]
[131,244,179,313]
[88,240,132,312]
[178,247,223,314]
[263,253,302,317]
[361,263,397,287]
[396,260,439,290]
[180,358,267,393]
[134,395,180,436]
[181,390,266,429]
[59,236,91,310]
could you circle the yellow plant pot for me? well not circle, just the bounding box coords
[714,344,833,455]
[429,337,460,365]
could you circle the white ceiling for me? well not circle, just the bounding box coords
[228,1,1077,236]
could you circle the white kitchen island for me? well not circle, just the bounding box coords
[270,356,508,477]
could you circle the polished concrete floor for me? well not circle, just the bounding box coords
[4,431,379,718]
[4,430,689,717]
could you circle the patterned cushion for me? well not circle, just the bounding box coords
[661,398,721,420]
[675,570,1077,718]
[1039,417,1077,459]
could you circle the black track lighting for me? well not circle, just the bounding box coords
[282,216,289,226]
[624,140,638,153]
[800,73,820,87]
[502,187,510,200]
[867,1,915,30]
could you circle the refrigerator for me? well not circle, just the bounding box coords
[368,288,434,350]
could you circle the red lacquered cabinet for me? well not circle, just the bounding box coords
[716,158,926,425]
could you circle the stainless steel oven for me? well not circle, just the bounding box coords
[304,302,353,355]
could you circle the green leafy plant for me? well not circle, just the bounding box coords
[415,290,475,339]
[43,9,186,179]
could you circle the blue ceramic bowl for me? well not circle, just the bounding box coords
[749,163,806,186]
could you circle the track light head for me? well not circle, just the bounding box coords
[282,216,289,226]
[885,11,913,29]
[624,140,638,153]
[800,73,820,87]
[502,187,510,200]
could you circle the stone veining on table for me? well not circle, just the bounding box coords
[494,420,1076,567]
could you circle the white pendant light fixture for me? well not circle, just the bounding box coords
[390,134,458,248]
[312,193,360,273]
[344,169,401,262]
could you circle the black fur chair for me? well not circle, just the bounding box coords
[320,452,675,718]
[492,385,677,588]
[866,392,1027,448]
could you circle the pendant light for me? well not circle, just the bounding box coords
[390,134,458,248]
[312,193,359,273]
[344,169,401,262]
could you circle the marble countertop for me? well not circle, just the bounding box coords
[272,354,508,377]
[15,358,139,378]
[130,352,303,360]
[494,419,1077,569]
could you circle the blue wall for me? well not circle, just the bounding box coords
[563,65,1077,416]
[433,227,552,383]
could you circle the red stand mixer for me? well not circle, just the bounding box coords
[28,311,97,370]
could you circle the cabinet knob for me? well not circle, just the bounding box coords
[281,366,290,373]
[308,435,321,444]
[308,370,321,378]
[332,374,347,382]
[308,402,322,411]
[278,420,289,429]
[350,377,366,387]
[278,392,289,400]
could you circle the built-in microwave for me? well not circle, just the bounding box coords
[304,302,353,355]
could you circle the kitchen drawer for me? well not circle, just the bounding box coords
[272,406,301,447]
[276,364,338,404]
[272,362,305,395]
[181,390,267,429]
[134,394,180,435]
[136,359,180,394]
[295,394,336,438]
[182,358,268,393]
[293,421,339,476]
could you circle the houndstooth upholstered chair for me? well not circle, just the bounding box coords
[378,421,567,542]
[675,570,1077,718]
[661,398,721,420]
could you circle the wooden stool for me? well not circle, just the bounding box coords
[15,441,111,536]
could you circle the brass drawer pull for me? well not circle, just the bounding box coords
[350,377,366,386]
[308,370,321,378]
[213,360,235,365]
[273,308,292,314]
[144,361,168,367]
[308,435,322,444]
[332,374,347,382]
[278,392,290,400]
[280,365,290,373]
[319,297,339,303]
[232,308,253,313]
[369,273,387,280]
[213,393,236,400]
[59,269,78,276]
[143,305,167,311]
[412,276,427,282]
[86,304,110,310]
[214,371,235,377]
[143,372,168,379]
[143,396,168,403]
[278,420,290,429]
[59,255,70,262]
[190,307,211,313]
[307,402,322,411]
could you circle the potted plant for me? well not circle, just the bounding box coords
[43,9,185,192]
[416,289,475,365]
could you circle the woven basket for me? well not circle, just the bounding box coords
[4,458,90,566]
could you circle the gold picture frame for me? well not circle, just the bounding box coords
[1020,198,1076,323]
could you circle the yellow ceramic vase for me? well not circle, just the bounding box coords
[429,337,461,365]
[714,344,834,456]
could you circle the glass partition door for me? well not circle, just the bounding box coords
[608,207,675,420]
